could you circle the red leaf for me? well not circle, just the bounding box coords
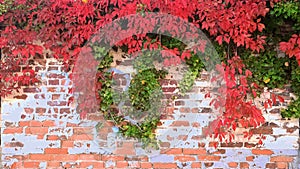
[277,95,284,103]
[271,93,276,105]
[216,35,223,45]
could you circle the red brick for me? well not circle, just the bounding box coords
[36,108,46,114]
[73,127,93,134]
[29,120,42,127]
[250,126,273,134]
[70,134,94,140]
[30,154,52,160]
[171,121,189,126]
[34,93,46,99]
[162,87,176,93]
[19,121,30,127]
[13,94,28,100]
[179,107,190,113]
[153,163,177,168]
[3,127,23,134]
[140,162,152,168]
[161,148,182,154]
[49,80,59,85]
[62,141,74,147]
[24,162,40,168]
[24,108,34,114]
[191,162,201,168]
[175,101,185,106]
[47,161,60,167]
[198,155,221,161]
[116,161,128,168]
[47,101,67,106]
[55,154,79,161]
[175,155,196,162]
[191,108,199,113]
[79,154,101,160]
[220,142,243,147]
[102,155,124,161]
[44,148,68,154]
[240,162,250,169]
[204,162,214,167]
[47,135,59,140]
[252,149,274,155]
[25,127,48,134]
[246,156,254,161]
[270,156,294,162]
[228,162,238,168]
[60,108,71,114]
[42,120,56,127]
[183,148,206,155]
[212,149,226,154]
[80,162,104,168]
[276,162,287,169]
[52,94,60,100]
[11,162,23,169]
[266,163,276,168]
[23,88,41,93]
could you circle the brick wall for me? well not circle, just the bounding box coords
[1,56,299,169]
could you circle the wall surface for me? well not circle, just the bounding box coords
[1,56,300,169]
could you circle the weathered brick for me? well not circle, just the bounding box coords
[161,148,182,154]
[116,161,128,168]
[42,120,56,127]
[23,162,40,168]
[6,142,24,147]
[183,148,206,155]
[102,155,124,161]
[62,141,74,148]
[175,101,185,106]
[240,162,249,168]
[252,149,274,155]
[228,162,238,168]
[191,162,201,168]
[198,155,221,161]
[47,161,61,168]
[171,121,189,126]
[270,156,294,162]
[29,154,52,160]
[24,108,34,114]
[13,94,28,100]
[250,126,273,134]
[246,156,254,161]
[44,148,68,154]
[70,134,94,140]
[266,163,276,169]
[204,162,214,167]
[179,107,190,113]
[48,80,59,85]
[174,155,196,162]
[47,101,67,106]
[52,94,60,100]
[80,162,104,168]
[220,142,243,147]
[276,162,287,169]
[30,120,42,126]
[36,108,46,114]
[3,127,23,134]
[25,127,48,134]
[153,163,177,168]
[79,154,101,160]
[140,162,152,168]
[23,87,41,93]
